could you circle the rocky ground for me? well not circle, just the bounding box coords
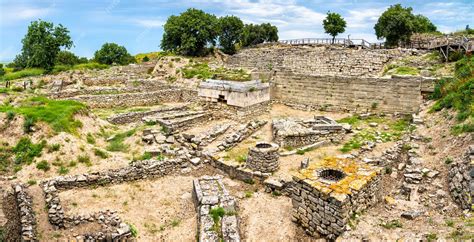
[0,56,472,241]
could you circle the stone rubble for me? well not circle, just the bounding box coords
[216,120,267,151]
[12,184,37,241]
[192,176,240,242]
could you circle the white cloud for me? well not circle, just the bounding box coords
[0,5,54,23]
[133,19,165,28]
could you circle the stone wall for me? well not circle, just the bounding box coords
[203,101,271,121]
[40,158,184,240]
[448,145,474,210]
[68,89,197,108]
[107,104,189,124]
[226,45,407,77]
[272,73,423,114]
[246,142,280,173]
[12,185,37,241]
[192,176,240,241]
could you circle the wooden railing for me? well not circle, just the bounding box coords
[278,38,385,49]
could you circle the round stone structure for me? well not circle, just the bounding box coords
[246,142,280,173]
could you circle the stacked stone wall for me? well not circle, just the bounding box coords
[11,185,37,241]
[289,175,381,239]
[448,145,474,210]
[273,73,423,114]
[68,89,197,108]
[226,45,407,77]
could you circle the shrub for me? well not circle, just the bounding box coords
[48,144,61,153]
[128,223,138,237]
[27,180,37,185]
[209,207,226,223]
[93,148,108,159]
[106,129,135,152]
[380,219,403,229]
[23,117,35,133]
[142,56,150,62]
[13,137,45,165]
[77,155,92,166]
[6,111,15,121]
[86,133,96,144]
[36,160,50,171]
[57,166,69,175]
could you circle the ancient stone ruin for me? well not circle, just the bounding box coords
[193,176,240,241]
[246,142,280,173]
[290,157,382,239]
[272,116,346,148]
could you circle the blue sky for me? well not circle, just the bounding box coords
[0,0,472,62]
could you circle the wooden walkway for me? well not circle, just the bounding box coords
[278,38,385,49]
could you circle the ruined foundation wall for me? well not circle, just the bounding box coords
[226,45,404,77]
[448,146,474,210]
[273,73,423,114]
[68,89,197,108]
[290,175,381,239]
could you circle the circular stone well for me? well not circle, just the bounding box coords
[246,142,280,173]
[317,168,346,183]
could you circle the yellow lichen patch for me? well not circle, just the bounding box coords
[294,156,381,197]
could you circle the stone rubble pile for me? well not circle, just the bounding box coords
[217,120,267,151]
[449,145,474,210]
[192,176,240,242]
[12,184,37,241]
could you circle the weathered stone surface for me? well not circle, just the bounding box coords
[448,146,473,210]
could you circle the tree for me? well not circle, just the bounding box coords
[412,14,437,33]
[323,12,346,43]
[218,16,244,54]
[142,56,150,62]
[0,64,5,76]
[14,20,73,70]
[161,8,218,56]
[55,51,80,66]
[241,23,279,47]
[374,4,437,47]
[94,43,134,65]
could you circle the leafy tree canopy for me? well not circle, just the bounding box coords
[55,51,83,66]
[161,8,218,56]
[375,4,437,47]
[94,43,134,65]
[323,12,347,42]
[218,16,244,54]
[14,19,73,70]
[241,23,278,47]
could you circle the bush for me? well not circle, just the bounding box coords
[36,160,50,171]
[77,154,91,166]
[142,56,150,62]
[57,166,69,175]
[12,137,45,165]
[430,55,473,133]
[93,148,108,159]
[86,133,96,144]
[6,111,15,121]
[106,129,135,152]
[73,62,109,70]
[48,144,61,153]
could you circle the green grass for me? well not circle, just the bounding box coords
[93,148,108,159]
[393,66,420,75]
[2,68,44,80]
[36,160,50,171]
[339,116,412,153]
[430,55,473,134]
[0,96,86,133]
[106,129,136,152]
[181,62,251,81]
[13,137,45,165]
[380,219,403,229]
